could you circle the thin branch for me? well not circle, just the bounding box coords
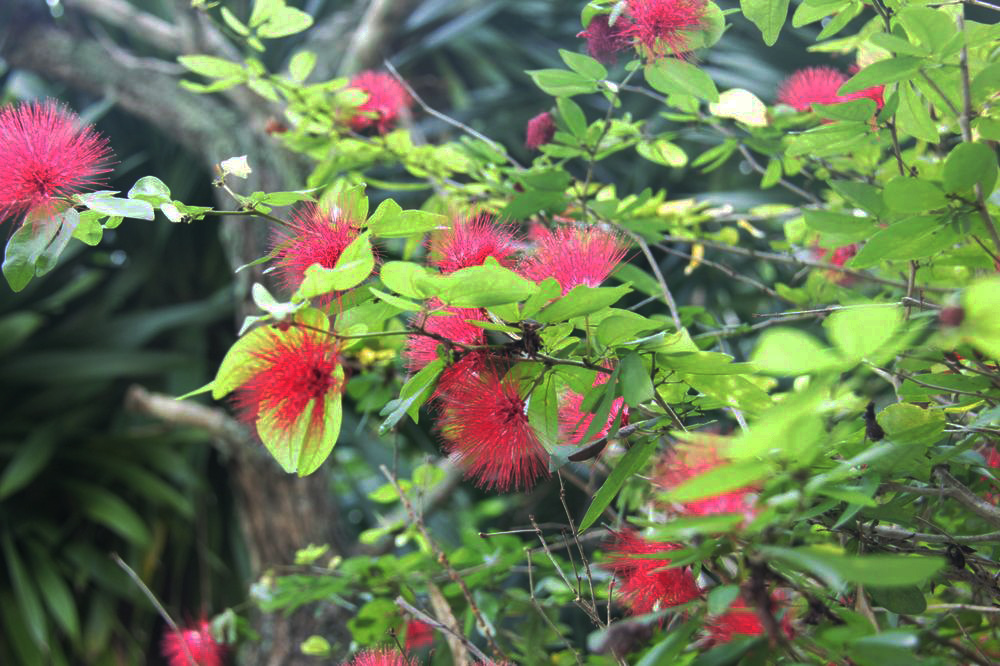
[656,242,794,303]
[65,0,181,53]
[933,467,1000,529]
[394,597,491,663]
[926,604,1000,613]
[858,521,1000,545]
[617,227,683,329]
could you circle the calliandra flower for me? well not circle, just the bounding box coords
[428,213,519,274]
[161,620,223,666]
[436,361,549,492]
[706,599,764,643]
[622,0,707,60]
[234,326,344,442]
[577,15,631,64]
[777,67,884,113]
[812,243,858,285]
[271,202,364,294]
[0,99,113,227]
[347,70,412,133]
[344,648,410,666]
[519,226,628,295]
[605,530,700,615]
[403,301,487,374]
[525,111,556,150]
[560,369,628,447]
[404,619,434,650]
[656,439,757,520]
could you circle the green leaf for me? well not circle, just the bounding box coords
[212,324,274,399]
[379,261,437,300]
[369,206,446,238]
[527,373,561,457]
[33,555,80,641]
[751,328,839,375]
[220,6,251,35]
[249,0,283,28]
[741,0,791,45]
[379,360,444,432]
[830,180,885,215]
[79,193,155,220]
[898,6,956,53]
[526,69,598,97]
[868,587,926,614]
[708,585,741,615]
[896,82,938,143]
[665,459,771,503]
[77,484,152,545]
[288,50,316,82]
[579,437,658,532]
[759,546,944,589]
[368,286,422,311]
[963,275,1000,358]
[813,98,877,122]
[257,6,314,38]
[883,176,947,213]
[943,142,998,195]
[684,374,773,415]
[803,210,878,243]
[620,352,654,406]
[0,430,57,500]
[127,176,172,206]
[2,534,47,649]
[839,57,923,94]
[73,210,104,246]
[535,284,631,324]
[824,305,901,362]
[557,97,587,137]
[877,403,945,446]
[595,313,662,347]
[644,59,719,102]
[295,232,374,299]
[637,139,688,167]
[3,209,79,291]
[559,49,607,80]
[708,88,768,127]
[849,216,947,268]
[436,262,537,308]
[178,54,245,79]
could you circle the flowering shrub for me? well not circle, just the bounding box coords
[3,0,1000,664]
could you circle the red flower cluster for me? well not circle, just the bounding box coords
[519,225,627,295]
[403,302,487,375]
[706,598,765,643]
[0,99,114,227]
[234,326,344,441]
[605,530,700,615]
[577,15,631,64]
[161,620,223,666]
[777,66,884,113]
[525,111,556,150]
[437,359,549,492]
[656,439,757,520]
[622,0,707,60]
[344,648,410,666]
[347,71,412,133]
[271,202,365,294]
[404,619,435,651]
[813,243,859,285]
[428,213,518,274]
[559,369,628,447]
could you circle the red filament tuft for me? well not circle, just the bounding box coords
[161,620,223,666]
[605,530,701,615]
[271,202,364,294]
[622,0,708,60]
[347,71,412,133]
[656,438,757,520]
[525,111,556,150]
[519,226,627,295]
[577,15,631,64]
[344,648,411,666]
[428,213,519,274]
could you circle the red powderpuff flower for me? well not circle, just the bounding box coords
[0,100,114,227]
[525,111,556,150]
[559,370,628,447]
[161,620,223,666]
[234,326,344,440]
[347,71,412,133]
[812,243,858,285]
[519,226,628,295]
[605,530,701,615]
[403,302,487,374]
[436,361,549,492]
[404,619,434,650]
[777,66,847,111]
[344,648,410,666]
[656,440,757,520]
[577,15,631,64]
[706,599,764,643]
[428,213,519,274]
[622,0,707,60]
[271,202,364,294]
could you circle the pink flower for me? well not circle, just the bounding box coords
[605,530,701,615]
[577,15,631,64]
[234,326,344,442]
[436,360,549,492]
[404,619,434,650]
[525,111,556,150]
[656,439,757,520]
[161,620,223,666]
[347,71,412,133]
[777,67,884,113]
[403,301,487,375]
[0,100,113,227]
[344,648,410,666]
[622,0,707,60]
[271,202,364,294]
[812,243,858,285]
[428,213,519,274]
[559,369,628,447]
[519,226,627,295]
